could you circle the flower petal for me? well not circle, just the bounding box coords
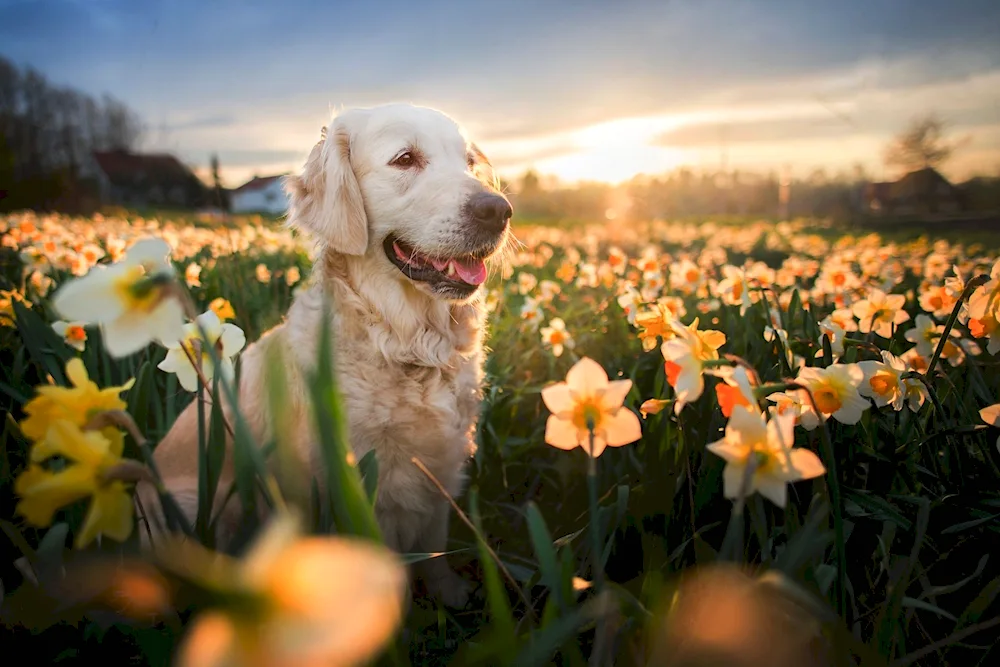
[603,408,642,446]
[565,357,609,394]
[787,448,826,481]
[544,415,582,450]
[540,382,573,414]
[600,379,632,412]
[76,482,134,548]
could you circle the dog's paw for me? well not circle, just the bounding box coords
[425,570,473,609]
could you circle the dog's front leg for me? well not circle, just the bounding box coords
[415,499,472,608]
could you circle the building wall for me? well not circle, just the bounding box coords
[231,180,289,214]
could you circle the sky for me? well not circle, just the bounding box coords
[2,0,1000,188]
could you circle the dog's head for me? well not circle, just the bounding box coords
[285,104,511,301]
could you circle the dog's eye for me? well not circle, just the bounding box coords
[391,151,418,168]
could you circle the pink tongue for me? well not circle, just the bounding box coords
[452,257,487,285]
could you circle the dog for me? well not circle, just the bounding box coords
[139,103,512,608]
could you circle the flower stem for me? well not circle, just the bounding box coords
[587,428,604,594]
[925,273,989,378]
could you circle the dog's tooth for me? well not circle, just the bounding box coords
[446,262,457,277]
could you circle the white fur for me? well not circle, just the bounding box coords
[137,103,510,608]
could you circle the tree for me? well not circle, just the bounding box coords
[883,113,960,175]
[210,153,222,207]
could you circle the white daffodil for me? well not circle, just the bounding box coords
[158,310,246,392]
[52,238,185,358]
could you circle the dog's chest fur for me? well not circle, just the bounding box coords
[265,268,486,536]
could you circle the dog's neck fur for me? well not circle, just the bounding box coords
[317,249,485,369]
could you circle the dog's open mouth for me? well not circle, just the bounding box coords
[383,235,489,293]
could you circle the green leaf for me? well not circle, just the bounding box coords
[526,501,563,612]
[306,295,381,541]
[469,487,515,645]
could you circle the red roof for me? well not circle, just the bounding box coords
[92,150,196,186]
[233,175,286,194]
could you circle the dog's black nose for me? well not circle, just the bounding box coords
[468,193,512,234]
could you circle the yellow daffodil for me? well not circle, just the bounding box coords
[541,357,641,457]
[15,420,135,548]
[51,237,186,357]
[793,364,868,430]
[707,406,826,507]
[158,310,246,392]
[52,320,89,352]
[661,318,727,414]
[635,302,678,352]
[168,512,408,667]
[852,288,910,339]
[1,288,31,327]
[541,317,574,357]
[20,358,134,453]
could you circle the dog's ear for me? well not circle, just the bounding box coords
[284,116,368,255]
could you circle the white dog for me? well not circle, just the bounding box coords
[140,103,512,607]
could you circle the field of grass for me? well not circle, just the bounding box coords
[1,210,999,666]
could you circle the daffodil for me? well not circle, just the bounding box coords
[816,316,846,361]
[541,357,642,457]
[634,302,678,351]
[706,406,826,507]
[52,320,88,352]
[793,364,868,430]
[541,317,574,358]
[968,258,1000,322]
[852,288,910,339]
[968,310,1000,355]
[711,365,759,418]
[716,265,754,315]
[661,318,727,414]
[15,420,135,548]
[1,288,31,327]
[158,310,246,392]
[168,512,408,667]
[858,351,907,411]
[51,237,186,357]
[20,358,135,452]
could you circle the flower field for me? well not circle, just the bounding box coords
[1,210,999,666]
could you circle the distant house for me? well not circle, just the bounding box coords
[864,167,965,215]
[84,150,208,209]
[230,175,289,215]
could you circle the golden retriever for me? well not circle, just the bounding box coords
[139,103,512,607]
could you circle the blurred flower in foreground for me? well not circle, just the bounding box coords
[168,512,407,667]
[209,297,236,322]
[52,320,88,352]
[51,237,185,357]
[648,565,822,667]
[707,406,825,507]
[541,357,641,457]
[541,317,574,357]
[15,420,138,547]
[968,258,999,322]
[981,402,1000,453]
[158,310,246,392]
